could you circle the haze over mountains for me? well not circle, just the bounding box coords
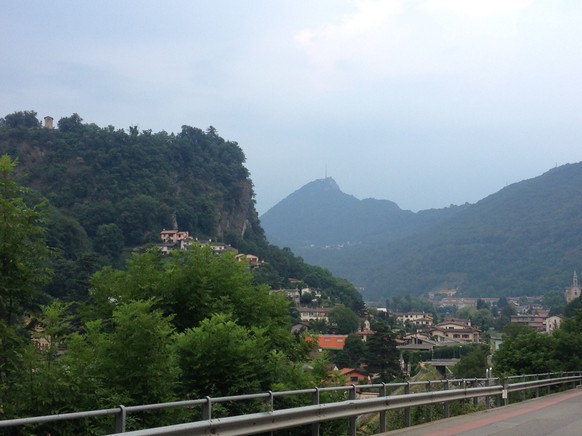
[262,177,468,249]
[261,164,582,300]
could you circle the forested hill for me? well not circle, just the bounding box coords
[263,163,582,300]
[1,111,261,247]
[0,111,363,311]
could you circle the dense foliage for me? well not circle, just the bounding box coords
[0,225,349,432]
[493,307,582,376]
[0,111,367,432]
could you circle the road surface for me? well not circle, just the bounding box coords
[380,388,582,436]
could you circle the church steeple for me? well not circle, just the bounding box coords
[574,271,578,288]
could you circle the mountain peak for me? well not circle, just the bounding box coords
[304,177,341,193]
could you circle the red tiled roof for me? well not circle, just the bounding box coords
[306,335,347,350]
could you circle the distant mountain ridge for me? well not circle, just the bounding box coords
[261,164,582,300]
[261,177,467,249]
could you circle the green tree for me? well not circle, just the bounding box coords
[88,247,292,337]
[553,310,582,371]
[7,302,74,420]
[564,297,582,317]
[476,299,490,310]
[327,306,360,334]
[0,154,51,394]
[64,300,180,421]
[493,329,559,375]
[495,305,516,331]
[2,110,41,128]
[94,223,124,261]
[333,335,366,368]
[543,289,566,315]
[363,321,401,382]
[174,313,269,398]
[99,300,179,406]
[0,154,51,325]
[57,113,84,133]
[453,345,489,378]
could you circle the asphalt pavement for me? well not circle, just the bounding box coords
[378,388,582,436]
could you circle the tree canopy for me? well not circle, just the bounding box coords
[0,154,51,325]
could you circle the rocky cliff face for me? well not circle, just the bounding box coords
[216,179,259,239]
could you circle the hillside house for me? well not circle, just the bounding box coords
[395,312,434,327]
[545,315,562,334]
[339,368,369,385]
[159,230,242,256]
[428,289,458,299]
[202,241,238,254]
[160,229,192,244]
[235,253,261,268]
[510,313,546,332]
[297,307,331,322]
[270,288,301,306]
[428,320,481,343]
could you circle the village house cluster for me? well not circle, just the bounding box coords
[158,229,262,268]
[278,272,581,386]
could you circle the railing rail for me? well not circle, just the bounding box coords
[0,371,580,435]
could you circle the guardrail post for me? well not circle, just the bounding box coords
[460,379,466,407]
[312,388,320,436]
[444,379,450,418]
[521,376,526,402]
[114,405,126,433]
[427,381,433,422]
[503,380,509,406]
[379,383,387,432]
[349,385,357,436]
[473,378,478,407]
[404,382,411,428]
[485,376,490,409]
[202,396,212,421]
[267,390,274,436]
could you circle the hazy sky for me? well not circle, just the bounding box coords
[3,1,582,214]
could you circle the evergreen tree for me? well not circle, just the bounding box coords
[363,320,401,382]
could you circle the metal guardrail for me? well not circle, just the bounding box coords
[1,372,580,435]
